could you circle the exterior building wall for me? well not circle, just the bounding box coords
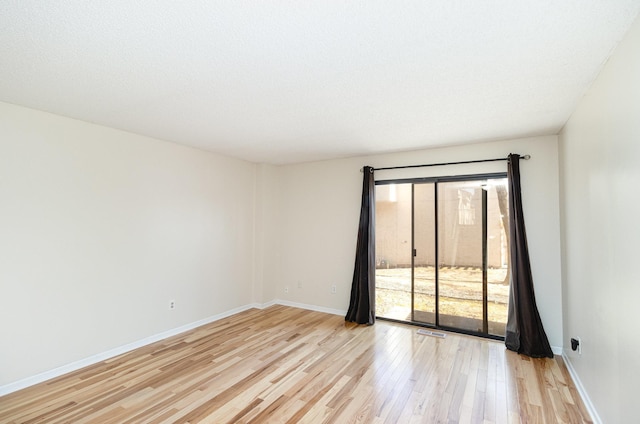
[375,181,507,269]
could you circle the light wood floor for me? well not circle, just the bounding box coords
[0,305,591,423]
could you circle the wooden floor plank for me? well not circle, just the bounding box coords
[0,306,592,423]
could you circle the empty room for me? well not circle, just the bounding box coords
[1,2,639,423]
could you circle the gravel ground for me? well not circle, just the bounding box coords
[375,266,509,331]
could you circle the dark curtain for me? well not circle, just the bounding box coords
[345,166,376,325]
[505,154,554,358]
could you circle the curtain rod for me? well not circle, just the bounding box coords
[363,154,530,172]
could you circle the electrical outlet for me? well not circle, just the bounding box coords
[571,337,582,355]
[331,284,337,294]
[284,286,289,294]
[169,300,175,310]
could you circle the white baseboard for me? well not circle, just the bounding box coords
[254,299,278,309]
[0,303,258,397]
[272,299,347,317]
[551,345,563,356]
[562,350,601,424]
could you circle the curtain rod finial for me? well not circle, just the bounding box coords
[523,154,531,160]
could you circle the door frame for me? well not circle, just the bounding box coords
[375,172,507,340]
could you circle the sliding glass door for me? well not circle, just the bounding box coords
[375,175,509,338]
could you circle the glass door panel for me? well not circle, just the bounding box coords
[487,178,509,336]
[437,181,484,332]
[413,183,436,325]
[375,183,412,321]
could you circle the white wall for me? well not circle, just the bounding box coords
[269,135,564,348]
[253,163,280,304]
[0,102,257,386]
[0,98,566,394]
[0,104,565,393]
[558,15,640,424]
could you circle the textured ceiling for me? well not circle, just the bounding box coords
[1,1,639,164]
